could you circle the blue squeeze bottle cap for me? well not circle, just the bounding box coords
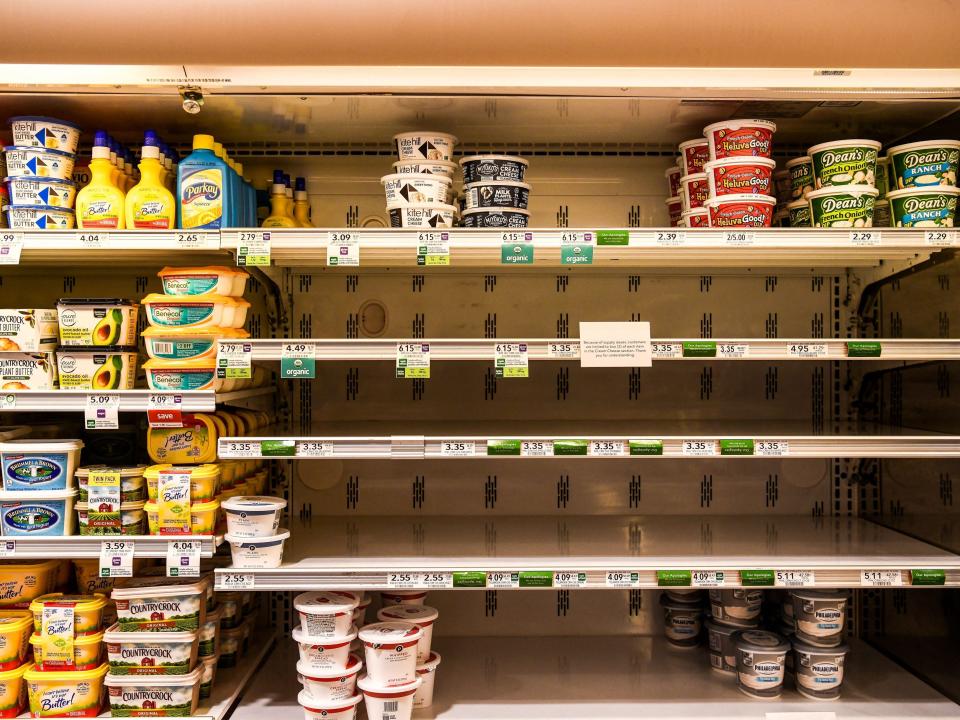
[295,177,306,191]
[144,129,159,146]
[93,130,109,147]
[273,169,285,184]
[283,173,291,187]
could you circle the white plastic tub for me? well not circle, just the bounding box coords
[659,593,701,648]
[392,159,458,178]
[294,592,360,640]
[412,652,441,709]
[703,119,776,160]
[376,605,438,663]
[222,496,286,538]
[224,528,290,569]
[293,624,357,672]
[393,132,457,162]
[351,596,371,626]
[297,653,361,703]
[381,173,452,205]
[791,590,847,647]
[4,205,74,230]
[0,488,77,535]
[298,689,361,720]
[386,203,456,228]
[357,675,421,720]
[1,439,83,491]
[380,590,426,606]
[681,208,709,228]
[9,117,81,154]
[358,621,423,686]
[4,177,75,208]
[3,146,75,180]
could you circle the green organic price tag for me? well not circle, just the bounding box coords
[396,342,431,379]
[452,571,486,588]
[501,243,534,265]
[561,244,593,265]
[720,439,755,456]
[682,341,717,358]
[657,570,692,587]
[630,440,664,455]
[261,440,296,457]
[281,342,316,380]
[596,230,629,246]
[847,341,882,358]
[740,569,775,586]
[911,569,945,586]
[518,571,554,588]
[487,440,521,456]
[553,440,588,456]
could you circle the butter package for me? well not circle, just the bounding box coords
[56,299,139,348]
[56,349,137,390]
[0,353,57,390]
[146,414,218,464]
[0,310,58,352]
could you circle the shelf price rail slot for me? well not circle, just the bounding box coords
[2,534,219,559]
[12,229,221,263]
[1,390,219,412]
[245,338,960,362]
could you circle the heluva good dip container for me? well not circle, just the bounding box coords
[30,593,107,636]
[25,662,108,718]
[386,203,456,229]
[664,166,682,197]
[678,138,709,175]
[787,199,812,227]
[3,205,74,231]
[358,621,423,686]
[732,629,790,699]
[297,689,361,720]
[393,132,457,162]
[792,637,849,700]
[460,155,528,184]
[103,623,198,675]
[679,173,708,211]
[807,185,878,228]
[376,605,438,664]
[56,299,139,348]
[791,589,847,646]
[461,207,529,228]
[104,665,202,716]
[703,120,777,160]
[704,194,776,228]
[412,651,441,709]
[1,439,83,491]
[0,488,78,536]
[887,186,959,227]
[3,147,75,180]
[8,117,81,154]
[659,593,702,647]
[56,349,137,390]
[808,139,882,189]
[0,309,58,353]
[224,529,290,568]
[293,624,357,673]
[0,610,32,669]
[357,675,421,720]
[157,266,248,298]
[381,173,452,205]
[681,208,709,228]
[4,177,76,208]
[0,661,29,717]
[297,653,362,703]
[703,157,776,197]
[887,140,960,189]
[111,576,208,632]
[295,592,360,640]
[29,629,103,671]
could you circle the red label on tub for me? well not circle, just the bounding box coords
[710,127,774,159]
[685,177,710,208]
[708,200,775,228]
[711,165,774,196]
[682,144,710,174]
[686,212,710,228]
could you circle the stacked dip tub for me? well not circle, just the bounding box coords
[674,138,710,227]
[459,154,531,228]
[805,139,882,228]
[884,139,960,228]
[384,132,459,228]
[3,116,80,230]
[700,119,778,229]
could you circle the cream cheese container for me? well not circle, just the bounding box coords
[357,675,420,720]
[791,589,847,647]
[659,593,702,647]
[297,653,361,703]
[412,651,441,709]
[732,629,790,699]
[0,310,58,352]
[358,622,422,686]
[793,637,849,700]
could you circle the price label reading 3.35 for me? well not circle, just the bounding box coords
[589,440,625,457]
[682,440,718,457]
[440,441,475,457]
[223,441,261,458]
[547,342,580,359]
[521,440,553,457]
[756,440,789,457]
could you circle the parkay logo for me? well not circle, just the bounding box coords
[182,182,220,205]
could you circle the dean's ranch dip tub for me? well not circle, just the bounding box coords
[703,157,776,197]
[887,140,960,189]
[705,194,776,228]
[704,120,776,160]
[887,186,959,227]
[808,140,881,188]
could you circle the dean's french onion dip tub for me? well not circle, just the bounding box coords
[807,186,878,228]
[732,630,790,699]
[111,577,207,632]
[808,140,881,189]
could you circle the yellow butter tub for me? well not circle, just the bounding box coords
[25,662,107,718]
[143,464,220,503]
[30,594,107,636]
[0,561,60,609]
[146,414,218,465]
[0,661,30,718]
[30,629,103,671]
[0,610,32,670]
[145,500,220,536]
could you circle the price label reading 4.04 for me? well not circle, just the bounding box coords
[166,540,202,578]
[99,540,134,578]
[775,570,815,587]
[84,393,120,430]
[495,343,529,378]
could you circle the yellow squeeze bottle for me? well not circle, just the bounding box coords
[76,131,126,229]
[125,139,176,229]
[262,170,298,228]
[293,176,313,227]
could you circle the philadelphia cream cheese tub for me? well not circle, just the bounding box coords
[157,266,248,298]
[111,576,208,632]
[25,662,107,718]
[29,629,104,671]
[56,349,137,390]
[56,299,139,348]
[103,624,198,675]
[358,622,422,686]
[659,593,702,648]
[293,624,357,673]
[1,439,83,491]
[792,637,850,700]
[297,689,361,720]
[732,629,790,699]
[9,117,81,154]
[0,488,78,536]
[297,653,361,703]
[3,147,75,180]
[791,589,847,646]
[104,665,201,716]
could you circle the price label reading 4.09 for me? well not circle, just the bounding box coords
[147,393,183,428]
[0,232,24,265]
[692,570,726,588]
[396,343,431,379]
[589,440,625,457]
[495,343,529,378]
[547,342,580,359]
[605,571,640,588]
[788,343,828,358]
[553,571,588,588]
[166,540,202,578]
[486,571,520,589]
[860,570,903,587]
[99,540,134,578]
[84,393,120,430]
[440,441,475,457]
[237,231,271,266]
[220,573,255,590]
[775,570,815,587]
[281,342,316,380]
[682,440,718,457]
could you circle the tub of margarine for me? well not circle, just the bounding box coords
[76,501,146,536]
[143,464,220,504]
[142,294,238,330]
[0,661,29,717]
[146,414,218,465]
[56,298,139,348]
[30,594,107,636]
[3,147,75,180]
[144,500,219,536]
[111,576,207,632]
[0,560,60,607]
[158,266,249,298]
[103,623,198,675]
[76,465,147,504]
[26,662,107,717]
[30,629,103,671]
[0,489,78,536]
[56,348,137,390]
[199,654,218,699]
[0,610,32,669]
[197,606,221,659]
[105,666,201,716]
[9,117,81,154]
[143,358,221,393]
[1,439,83,492]
[0,352,57,390]
[141,327,248,362]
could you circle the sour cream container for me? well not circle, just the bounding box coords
[222,496,286,537]
[376,605,438,663]
[703,157,776,197]
[297,652,362,703]
[298,689,362,720]
[224,529,290,568]
[293,624,357,673]
[412,651,441,709]
[358,621,423,686]
[295,592,360,640]
[732,629,790,699]
[705,193,776,228]
[357,675,421,720]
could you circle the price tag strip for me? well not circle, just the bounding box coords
[147,393,183,428]
[788,342,828,358]
[166,539,202,578]
[849,230,881,246]
[327,231,359,267]
[216,341,252,380]
[547,341,580,359]
[724,231,755,246]
[495,343,529,378]
[605,571,640,588]
[396,342,431,379]
[237,230,271,266]
[925,229,958,247]
[655,230,685,247]
[84,393,120,430]
[774,569,816,587]
[553,571,588,588]
[682,440,719,457]
[589,440,626,457]
[99,540,134,578]
[756,440,789,457]
[296,441,334,458]
[692,570,727,588]
[521,440,553,457]
[560,231,594,265]
[439,441,475,457]
[718,342,749,359]
[281,342,316,380]
[652,342,683,359]
[0,231,24,265]
[221,440,262,458]
[416,232,450,266]
[219,572,255,590]
[500,232,534,265]
[860,569,903,587]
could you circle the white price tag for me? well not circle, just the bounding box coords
[327,231,360,267]
[652,342,683,359]
[925,230,958,247]
[166,540,202,578]
[682,440,718,457]
[860,569,903,587]
[486,571,520,589]
[655,230,685,246]
[521,440,553,457]
[495,342,529,378]
[416,231,450,266]
[560,231,593,245]
[0,541,16,557]
[605,571,640,588]
[788,342,828,358]
[765,713,836,720]
[775,570,815,587]
[756,440,789,457]
[147,393,183,428]
[440,441,475,457]
[724,231,755,246]
[718,343,749,359]
[220,572,255,590]
[75,232,104,248]
[99,540,134,578]
[174,232,218,249]
[589,440,626,457]
[216,342,252,380]
[419,571,453,589]
[237,230,270,266]
[222,441,261,458]
[0,232,24,265]
[692,570,726,588]
[849,230,880,246]
[386,571,418,588]
[296,441,334,458]
[553,571,587,588]
[547,341,580,359]
[396,342,431,379]
[0,393,16,410]
[282,342,316,360]
[84,393,120,430]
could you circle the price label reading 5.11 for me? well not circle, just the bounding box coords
[861,570,903,587]
[775,570,815,587]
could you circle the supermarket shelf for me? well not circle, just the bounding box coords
[0,389,273,413]
[214,515,960,590]
[217,420,960,460]
[13,230,223,265]
[185,631,276,720]
[875,514,960,556]
[210,387,276,405]
[230,635,960,719]
[246,337,960,362]
[1,534,219,559]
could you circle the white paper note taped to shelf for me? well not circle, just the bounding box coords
[775,569,815,587]
[788,343,828,358]
[860,569,903,587]
[579,322,651,367]
[440,441,475,457]
[0,232,23,265]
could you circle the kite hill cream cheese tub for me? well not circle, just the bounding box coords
[732,629,790,699]
[393,132,457,162]
[392,159,457,178]
[381,173,452,205]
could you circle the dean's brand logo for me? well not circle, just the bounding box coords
[812,661,840,675]
[793,163,812,178]
[903,149,955,167]
[903,196,951,213]
[5,505,58,531]
[182,181,221,204]
[7,458,60,483]
[820,148,872,166]
[820,195,866,213]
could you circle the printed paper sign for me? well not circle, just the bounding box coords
[579,321,651,367]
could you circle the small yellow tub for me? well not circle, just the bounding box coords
[146,413,218,464]
[25,662,107,718]
[0,561,60,608]
[145,500,220,536]
[144,464,220,503]
[30,594,107,636]
[0,611,32,670]
[30,629,103,671]
[0,661,30,718]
